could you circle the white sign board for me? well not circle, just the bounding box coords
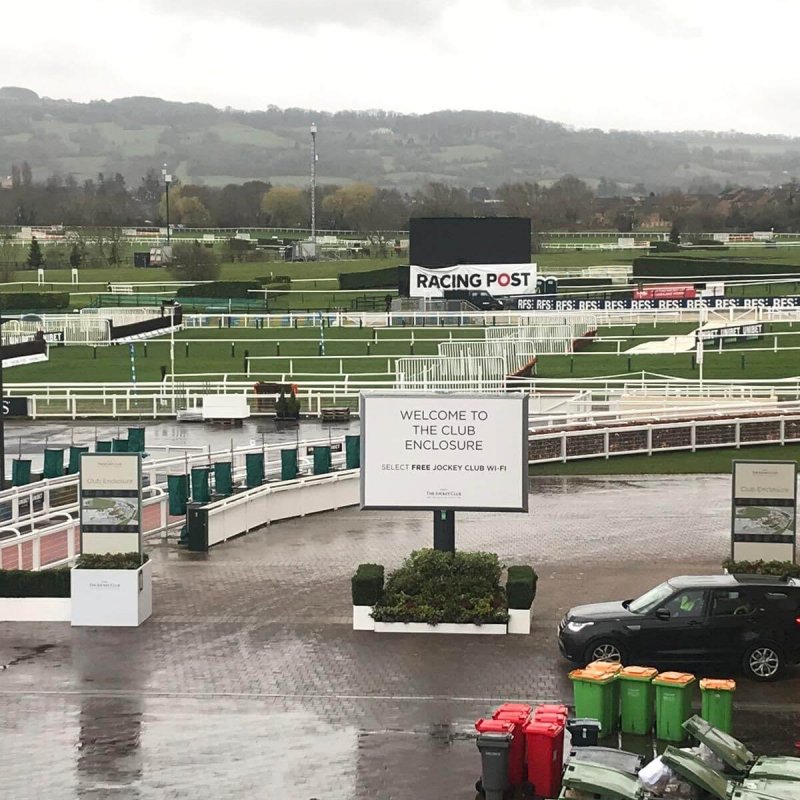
[360,393,528,511]
[409,263,537,298]
[731,460,797,562]
[80,453,142,556]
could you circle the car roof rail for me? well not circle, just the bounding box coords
[732,573,791,584]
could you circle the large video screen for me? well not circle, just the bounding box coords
[409,217,532,267]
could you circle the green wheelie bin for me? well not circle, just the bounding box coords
[569,667,618,737]
[700,679,736,734]
[654,671,696,742]
[619,666,657,735]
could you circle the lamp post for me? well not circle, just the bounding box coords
[162,164,172,246]
[310,123,317,249]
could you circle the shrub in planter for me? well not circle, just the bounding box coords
[351,563,384,605]
[506,565,537,609]
[722,559,800,579]
[0,568,71,597]
[75,552,148,570]
[372,549,508,625]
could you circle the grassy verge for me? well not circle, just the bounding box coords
[528,443,800,475]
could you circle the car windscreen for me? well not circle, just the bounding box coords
[628,581,675,614]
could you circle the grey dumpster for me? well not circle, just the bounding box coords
[475,731,512,800]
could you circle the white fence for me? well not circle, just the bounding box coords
[80,306,166,326]
[437,339,537,375]
[2,315,111,346]
[177,306,800,330]
[529,410,800,465]
[486,324,575,355]
[394,356,507,391]
[9,373,800,421]
[205,470,359,547]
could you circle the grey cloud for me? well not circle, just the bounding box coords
[149,0,453,32]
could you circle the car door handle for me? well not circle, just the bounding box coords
[687,620,703,626]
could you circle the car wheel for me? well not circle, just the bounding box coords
[742,643,783,682]
[584,639,625,665]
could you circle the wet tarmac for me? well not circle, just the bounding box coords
[1,474,799,799]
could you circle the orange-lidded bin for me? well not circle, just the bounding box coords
[653,671,696,742]
[569,668,618,735]
[619,666,658,735]
[587,661,623,721]
[699,678,736,734]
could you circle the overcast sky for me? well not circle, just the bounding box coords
[3,0,799,135]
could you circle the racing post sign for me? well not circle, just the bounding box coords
[409,264,537,298]
[80,453,143,556]
[731,460,797,562]
[360,393,528,513]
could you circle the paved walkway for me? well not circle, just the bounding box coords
[1,475,799,799]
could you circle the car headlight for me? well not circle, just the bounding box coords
[566,621,594,633]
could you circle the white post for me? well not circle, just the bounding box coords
[170,305,175,415]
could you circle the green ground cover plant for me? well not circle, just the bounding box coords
[371,549,509,625]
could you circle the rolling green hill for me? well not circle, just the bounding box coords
[3,88,800,191]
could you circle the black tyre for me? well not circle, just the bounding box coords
[475,778,484,796]
[742,643,783,682]
[583,639,625,665]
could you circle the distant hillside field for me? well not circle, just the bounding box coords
[2,89,800,191]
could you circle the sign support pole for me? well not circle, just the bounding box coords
[433,509,455,553]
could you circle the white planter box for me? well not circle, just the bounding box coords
[70,560,152,627]
[373,621,507,635]
[507,607,532,635]
[0,597,71,622]
[352,605,375,631]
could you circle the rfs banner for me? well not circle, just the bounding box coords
[409,263,537,298]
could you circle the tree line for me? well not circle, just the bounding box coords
[4,163,800,235]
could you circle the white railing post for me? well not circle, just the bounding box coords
[561,432,567,462]
[691,422,696,452]
[735,420,741,449]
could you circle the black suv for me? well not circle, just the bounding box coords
[558,574,800,681]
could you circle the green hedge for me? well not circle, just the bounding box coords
[339,267,399,290]
[260,275,291,285]
[649,241,680,253]
[0,292,70,311]
[351,563,385,605]
[372,549,508,625]
[722,559,800,579]
[76,552,148,570]
[0,568,71,597]
[633,257,800,280]
[176,281,262,299]
[506,565,538,609]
